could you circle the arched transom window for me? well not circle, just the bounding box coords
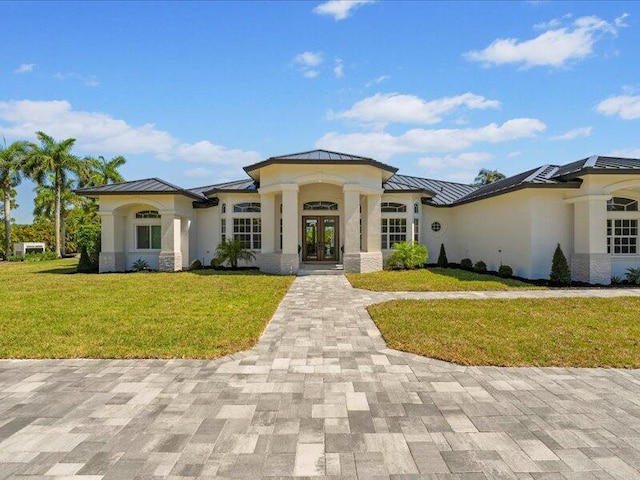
[607,197,638,212]
[381,202,406,213]
[135,210,161,218]
[233,202,261,213]
[303,201,338,210]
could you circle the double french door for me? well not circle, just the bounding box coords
[302,216,339,262]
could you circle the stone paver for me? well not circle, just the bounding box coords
[1,276,640,479]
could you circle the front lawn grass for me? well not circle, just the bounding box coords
[368,298,640,367]
[0,259,294,359]
[347,268,542,292]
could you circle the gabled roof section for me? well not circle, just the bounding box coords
[189,179,259,196]
[384,174,476,205]
[243,149,397,180]
[76,178,206,201]
[552,156,640,180]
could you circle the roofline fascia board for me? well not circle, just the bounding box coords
[74,189,204,201]
[243,159,398,175]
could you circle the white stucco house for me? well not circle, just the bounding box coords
[77,149,640,284]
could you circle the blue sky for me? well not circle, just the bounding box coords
[3,1,640,222]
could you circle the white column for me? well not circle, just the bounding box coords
[570,195,611,284]
[98,212,125,272]
[260,192,276,253]
[159,211,182,271]
[281,186,299,256]
[343,186,361,254]
[366,194,382,253]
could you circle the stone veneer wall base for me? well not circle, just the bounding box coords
[99,252,125,273]
[159,252,182,272]
[258,253,299,274]
[343,252,383,273]
[571,253,611,285]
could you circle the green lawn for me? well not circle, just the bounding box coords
[347,268,542,291]
[368,298,640,367]
[0,259,293,359]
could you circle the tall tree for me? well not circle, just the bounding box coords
[26,132,82,257]
[0,139,28,258]
[82,155,126,187]
[474,168,506,186]
[33,176,81,256]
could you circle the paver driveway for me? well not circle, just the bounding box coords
[1,275,640,479]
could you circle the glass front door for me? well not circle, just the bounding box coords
[302,216,339,262]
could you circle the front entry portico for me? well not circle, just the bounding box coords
[302,216,339,262]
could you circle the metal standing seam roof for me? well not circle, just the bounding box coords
[188,179,258,196]
[243,149,398,174]
[76,178,206,200]
[384,174,477,205]
[552,156,640,179]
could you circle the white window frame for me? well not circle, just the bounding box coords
[607,218,638,255]
[233,217,261,250]
[381,218,407,249]
[135,224,161,250]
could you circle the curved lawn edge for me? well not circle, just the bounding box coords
[0,259,295,359]
[347,268,544,292]
[367,298,640,368]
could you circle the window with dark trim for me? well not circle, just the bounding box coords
[135,210,160,218]
[381,202,406,213]
[607,197,638,212]
[233,202,261,213]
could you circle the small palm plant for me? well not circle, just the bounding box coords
[132,257,149,272]
[212,239,256,269]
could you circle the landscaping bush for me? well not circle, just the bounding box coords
[625,267,640,285]
[550,243,571,285]
[23,251,58,262]
[498,264,513,278]
[213,239,256,269]
[76,245,94,273]
[7,255,23,262]
[132,258,149,272]
[459,258,473,270]
[75,224,101,272]
[386,241,428,269]
[473,260,487,273]
[190,258,203,270]
[611,275,623,285]
[437,244,448,268]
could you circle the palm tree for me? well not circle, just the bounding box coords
[474,168,506,186]
[0,139,28,258]
[213,239,256,269]
[26,132,82,258]
[33,176,82,256]
[82,155,126,187]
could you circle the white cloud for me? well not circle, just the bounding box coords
[0,100,259,168]
[334,59,344,78]
[607,147,640,158]
[313,0,375,21]
[596,94,640,120]
[293,51,323,78]
[550,126,592,140]
[507,150,522,158]
[465,15,624,68]
[184,167,217,178]
[316,118,546,160]
[14,63,36,74]
[365,75,390,87]
[54,72,100,87]
[418,152,494,170]
[335,92,500,126]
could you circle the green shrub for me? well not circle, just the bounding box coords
[213,239,256,269]
[386,241,428,269]
[437,244,448,268]
[190,258,203,270]
[473,260,487,273]
[460,258,473,270]
[625,267,640,285]
[132,258,149,272]
[23,251,57,262]
[77,245,95,273]
[7,255,23,262]
[550,243,571,285]
[611,275,623,285]
[76,224,101,272]
[498,264,513,278]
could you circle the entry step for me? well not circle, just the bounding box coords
[297,264,345,276]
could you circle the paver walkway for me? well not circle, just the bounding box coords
[1,276,640,479]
